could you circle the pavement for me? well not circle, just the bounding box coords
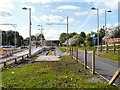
[74,50,120,86]
[35,47,63,62]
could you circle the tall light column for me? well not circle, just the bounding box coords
[67,16,69,51]
[105,10,112,46]
[91,7,99,56]
[22,7,32,57]
[0,30,2,48]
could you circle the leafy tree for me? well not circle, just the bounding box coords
[37,34,45,41]
[74,36,84,46]
[80,31,86,38]
[2,30,23,46]
[86,33,93,46]
[68,32,77,38]
[59,33,67,43]
[111,27,120,38]
[99,28,105,44]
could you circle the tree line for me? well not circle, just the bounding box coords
[1,30,23,46]
[59,26,120,47]
[1,30,45,47]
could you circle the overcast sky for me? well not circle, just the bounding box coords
[0,0,119,40]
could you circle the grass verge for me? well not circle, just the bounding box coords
[99,51,120,62]
[1,56,118,89]
[59,47,67,52]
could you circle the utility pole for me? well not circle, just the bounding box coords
[38,25,44,47]
[46,16,69,49]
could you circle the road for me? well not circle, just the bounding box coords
[74,50,120,86]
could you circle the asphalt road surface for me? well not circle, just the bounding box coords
[74,50,120,86]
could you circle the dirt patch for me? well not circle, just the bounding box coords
[87,76,106,83]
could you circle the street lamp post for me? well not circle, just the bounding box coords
[22,7,32,57]
[67,16,69,52]
[0,30,2,48]
[105,10,112,46]
[91,7,99,56]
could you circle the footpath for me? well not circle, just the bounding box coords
[74,50,120,86]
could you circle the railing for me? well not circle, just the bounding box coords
[0,46,55,68]
[0,53,29,67]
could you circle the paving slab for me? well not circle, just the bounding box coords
[35,55,60,61]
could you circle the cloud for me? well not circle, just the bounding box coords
[57,5,80,10]
[79,11,93,30]
[0,0,15,18]
[0,11,12,17]
[75,11,88,16]
[83,0,119,10]
[0,0,15,11]
[44,29,65,40]
[32,15,41,22]
[18,0,61,4]
[39,15,76,24]
[40,15,63,23]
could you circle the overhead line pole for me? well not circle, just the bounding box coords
[46,16,69,51]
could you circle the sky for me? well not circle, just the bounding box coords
[0,0,119,40]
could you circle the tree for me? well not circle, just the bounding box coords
[37,34,45,41]
[80,31,86,38]
[59,33,67,43]
[111,26,120,38]
[2,30,23,46]
[99,28,105,44]
[68,32,77,39]
[74,36,84,46]
[86,33,93,46]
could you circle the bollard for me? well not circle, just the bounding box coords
[27,54,29,58]
[92,50,95,74]
[49,50,52,55]
[84,50,87,69]
[15,58,18,64]
[113,44,116,53]
[4,62,7,68]
[1,49,4,55]
[76,47,78,61]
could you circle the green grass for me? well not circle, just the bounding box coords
[99,51,120,62]
[59,47,67,52]
[101,45,120,49]
[1,56,118,89]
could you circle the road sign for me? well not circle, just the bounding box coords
[93,37,97,45]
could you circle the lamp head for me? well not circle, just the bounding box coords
[22,7,28,10]
[91,7,96,10]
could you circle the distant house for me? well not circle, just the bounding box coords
[107,38,120,44]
